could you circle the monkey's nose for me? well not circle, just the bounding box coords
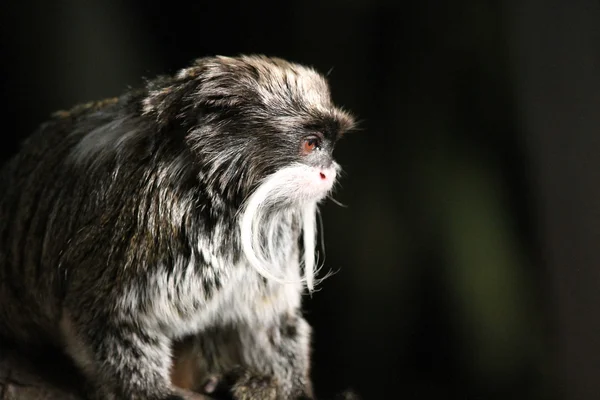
[318,166,336,182]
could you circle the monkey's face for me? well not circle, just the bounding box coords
[243,110,350,208]
[180,55,355,208]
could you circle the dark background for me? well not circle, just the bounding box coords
[1,1,600,399]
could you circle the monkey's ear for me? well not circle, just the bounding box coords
[142,75,201,129]
[142,57,253,129]
[186,55,257,108]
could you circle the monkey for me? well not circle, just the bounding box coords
[0,55,356,400]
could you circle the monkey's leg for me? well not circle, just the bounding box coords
[231,312,314,400]
[61,311,190,400]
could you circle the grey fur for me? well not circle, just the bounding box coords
[0,55,355,400]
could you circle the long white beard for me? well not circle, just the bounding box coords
[238,163,337,291]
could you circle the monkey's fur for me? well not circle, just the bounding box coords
[0,55,355,400]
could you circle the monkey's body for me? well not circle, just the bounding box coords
[0,55,354,400]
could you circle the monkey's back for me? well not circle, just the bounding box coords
[0,100,125,344]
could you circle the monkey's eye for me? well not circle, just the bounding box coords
[301,136,322,155]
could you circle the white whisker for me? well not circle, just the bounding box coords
[327,196,348,208]
[238,163,336,291]
[302,202,317,290]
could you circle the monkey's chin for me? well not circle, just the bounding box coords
[239,162,340,291]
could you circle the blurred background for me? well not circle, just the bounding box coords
[1,1,599,399]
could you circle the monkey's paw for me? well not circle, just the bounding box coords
[222,367,278,400]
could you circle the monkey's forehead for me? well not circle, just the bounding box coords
[255,71,332,112]
[217,55,354,131]
[170,55,354,130]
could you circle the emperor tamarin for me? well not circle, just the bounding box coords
[0,55,355,400]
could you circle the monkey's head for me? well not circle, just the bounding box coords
[145,55,355,205]
[144,55,355,289]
